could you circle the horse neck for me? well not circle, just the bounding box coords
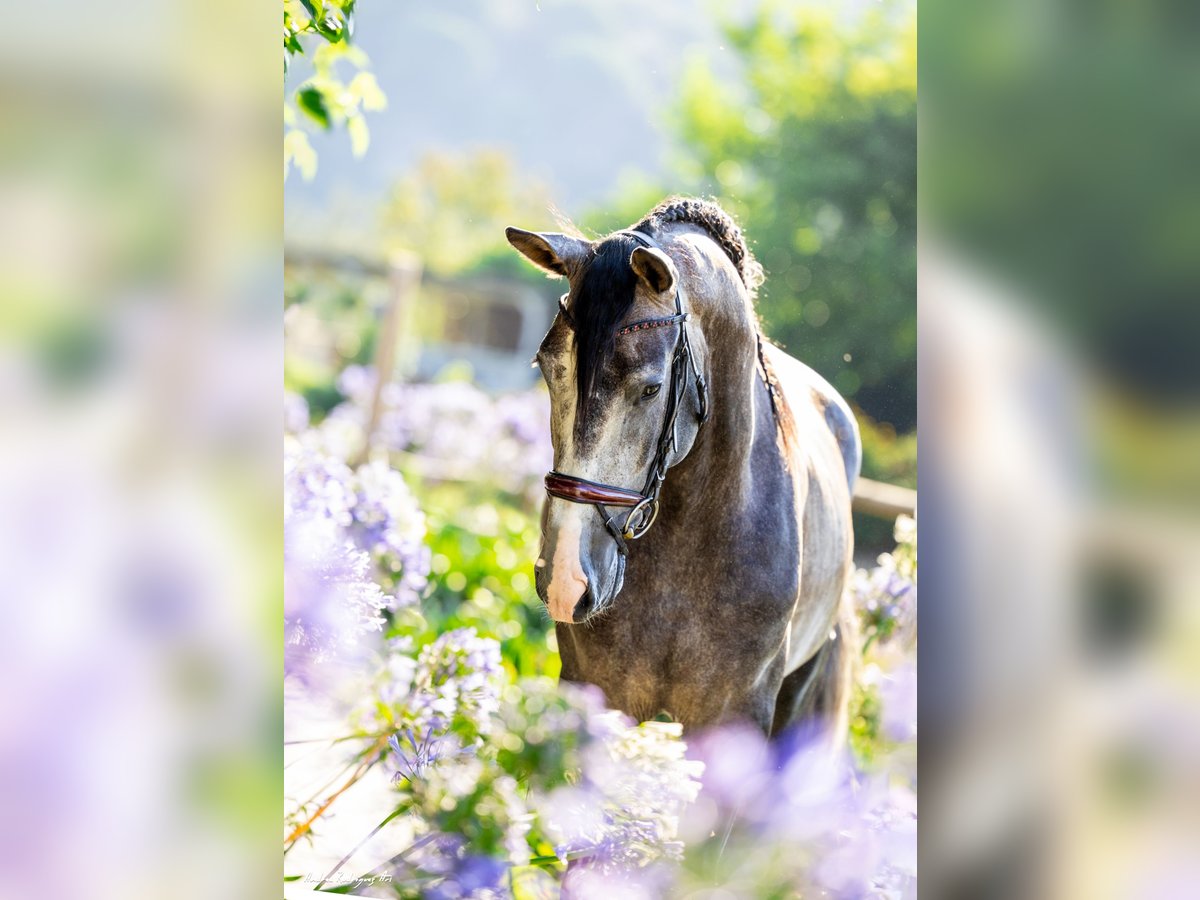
[657,298,768,528]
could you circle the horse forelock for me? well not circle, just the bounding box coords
[571,234,640,434]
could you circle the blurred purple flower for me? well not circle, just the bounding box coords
[389,726,468,783]
[539,719,701,873]
[284,390,310,433]
[687,722,774,813]
[284,437,429,605]
[328,366,552,496]
[283,516,391,680]
[881,661,918,742]
[561,865,675,900]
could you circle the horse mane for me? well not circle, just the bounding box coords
[637,198,793,448]
[635,196,765,300]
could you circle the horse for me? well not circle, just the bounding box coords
[505,197,861,737]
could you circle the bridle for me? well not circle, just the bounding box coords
[543,230,710,556]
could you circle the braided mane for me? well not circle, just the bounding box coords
[637,197,792,448]
[635,197,764,299]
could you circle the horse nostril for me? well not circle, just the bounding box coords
[572,588,593,623]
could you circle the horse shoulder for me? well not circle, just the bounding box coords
[763,342,862,493]
[762,342,859,672]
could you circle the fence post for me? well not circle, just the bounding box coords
[357,252,421,465]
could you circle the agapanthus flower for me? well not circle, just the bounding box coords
[853,513,918,646]
[879,661,918,742]
[284,436,430,605]
[284,390,310,433]
[285,438,356,528]
[560,862,676,900]
[542,718,703,872]
[284,516,392,679]
[408,628,504,737]
[329,365,552,496]
[389,726,469,784]
[348,459,430,604]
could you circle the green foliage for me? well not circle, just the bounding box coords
[411,481,557,680]
[284,0,386,179]
[848,681,883,766]
[858,409,918,489]
[854,409,917,549]
[923,0,1200,405]
[379,150,557,277]
[673,2,916,430]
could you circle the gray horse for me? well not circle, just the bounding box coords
[506,198,860,737]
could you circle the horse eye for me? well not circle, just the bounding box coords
[641,383,662,399]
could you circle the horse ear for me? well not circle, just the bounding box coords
[505,227,589,278]
[630,246,676,295]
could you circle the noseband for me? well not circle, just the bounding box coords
[543,230,710,556]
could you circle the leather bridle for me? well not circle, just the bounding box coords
[543,230,710,556]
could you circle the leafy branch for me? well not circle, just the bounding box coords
[284,0,387,180]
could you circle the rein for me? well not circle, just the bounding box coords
[544,229,710,555]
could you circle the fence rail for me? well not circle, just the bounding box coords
[853,477,917,519]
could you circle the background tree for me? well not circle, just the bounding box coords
[672,3,916,431]
[378,150,556,277]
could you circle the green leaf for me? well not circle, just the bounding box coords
[296,86,330,129]
[511,865,559,899]
[348,71,387,112]
[348,115,369,157]
[315,10,346,43]
[298,0,321,20]
[285,129,318,180]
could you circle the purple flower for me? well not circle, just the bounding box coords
[408,628,504,735]
[687,722,774,812]
[389,726,468,783]
[880,662,918,742]
[284,390,310,433]
[325,368,553,496]
[284,437,429,605]
[852,529,918,646]
[561,862,675,900]
[284,516,391,681]
[539,719,702,872]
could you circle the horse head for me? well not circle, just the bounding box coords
[505,226,709,624]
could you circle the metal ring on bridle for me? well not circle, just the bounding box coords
[622,497,659,541]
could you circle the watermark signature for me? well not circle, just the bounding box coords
[298,872,393,887]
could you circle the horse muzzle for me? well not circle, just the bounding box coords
[535,513,626,623]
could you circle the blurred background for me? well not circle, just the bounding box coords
[0,2,279,899]
[921,0,1200,897]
